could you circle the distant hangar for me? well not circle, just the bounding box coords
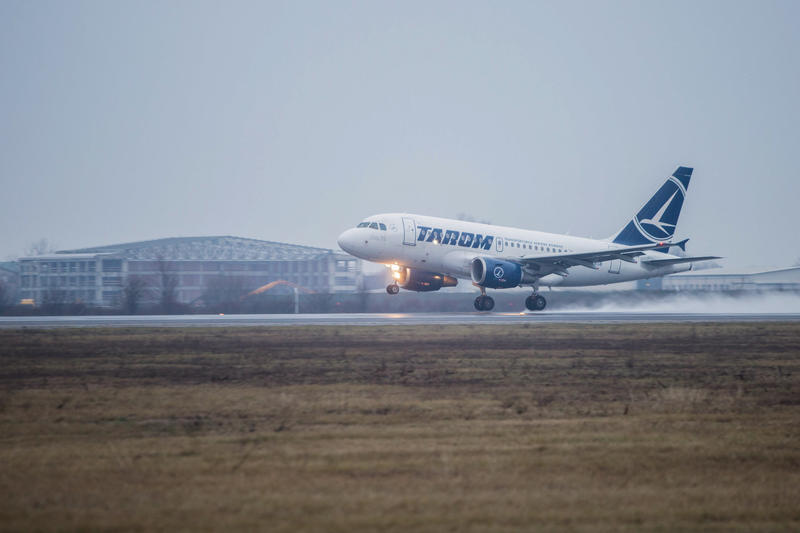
[639,266,800,292]
[18,236,361,307]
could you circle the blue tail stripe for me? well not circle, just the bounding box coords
[613,221,650,246]
[673,166,692,190]
[660,193,685,227]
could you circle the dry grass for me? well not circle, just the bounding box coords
[0,323,799,531]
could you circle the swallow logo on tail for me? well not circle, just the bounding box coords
[612,167,691,246]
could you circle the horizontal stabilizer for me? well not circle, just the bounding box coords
[642,256,720,267]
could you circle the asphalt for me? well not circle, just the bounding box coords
[1,312,799,328]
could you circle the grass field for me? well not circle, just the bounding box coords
[1,323,799,531]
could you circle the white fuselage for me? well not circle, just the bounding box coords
[338,213,691,288]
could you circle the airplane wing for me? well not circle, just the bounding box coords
[640,256,721,267]
[515,239,690,276]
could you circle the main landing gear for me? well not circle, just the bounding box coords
[386,283,400,295]
[525,293,547,311]
[474,287,495,311]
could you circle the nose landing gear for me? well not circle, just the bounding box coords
[525,293,546,311]
[386,283,400,295]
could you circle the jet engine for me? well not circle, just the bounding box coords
[395,268,458,292]
[471,257,535,289]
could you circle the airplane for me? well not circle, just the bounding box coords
[337,166,720,311]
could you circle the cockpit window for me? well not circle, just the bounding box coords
[357,221,388,230]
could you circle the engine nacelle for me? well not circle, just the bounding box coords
[471,257,534,289]
[396,268,458,292]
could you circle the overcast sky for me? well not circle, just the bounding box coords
[1,0,798,267]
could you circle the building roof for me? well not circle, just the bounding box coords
[0,261,19,274]
[671,266,800,278]
[19,253,115,261]
[56,236,341,261]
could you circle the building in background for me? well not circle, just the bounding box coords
[0,262,20,305]
[0,262,19,284]
[637,266,800,292]
[18,236,361,307]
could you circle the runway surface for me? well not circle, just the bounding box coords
[2,311,800,328]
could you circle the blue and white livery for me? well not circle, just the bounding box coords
[337,166,719,311]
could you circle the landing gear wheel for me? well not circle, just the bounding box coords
[474,295,495,311]
[386,284,400,295]
[525,294,547,311]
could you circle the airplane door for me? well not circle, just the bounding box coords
[402,217,416,246]
[496,237,504,252]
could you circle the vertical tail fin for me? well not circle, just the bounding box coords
[610,166,692,246]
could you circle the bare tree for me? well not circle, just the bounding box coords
[156,256,178,314]
[122,276,148,315]
[0,280,9,314]
[41,289,71,315]
[26,238,56,256]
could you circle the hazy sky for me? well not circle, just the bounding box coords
[1,0,798,267]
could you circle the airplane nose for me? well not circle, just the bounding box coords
[337,229,359,254]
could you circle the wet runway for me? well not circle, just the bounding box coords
[2,311,799,328]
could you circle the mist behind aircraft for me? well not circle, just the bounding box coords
[559,290,800,314]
